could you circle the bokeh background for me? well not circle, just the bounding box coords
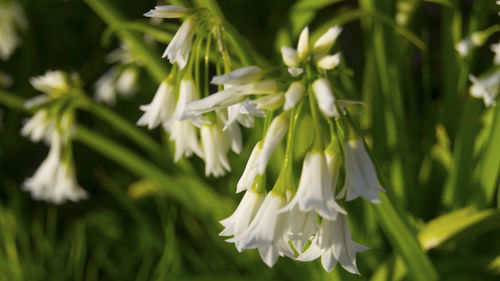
[1,0,500,280]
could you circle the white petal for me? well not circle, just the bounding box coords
[297,27,310,60]
[236,142,262,193]
[283,81,305,110]
[163,17,196,69]
[254,114,289,174]
[312,78,338,118]
[281,46,299,67]
[211,66,263,85]
[313,26,342,54]
[144,5,188,18]
[316,53,341,70]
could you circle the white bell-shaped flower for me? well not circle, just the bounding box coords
[50,162,89,204]
[200,123,231,177]
[238,192,295,267]
[236,141,262,193]
[220,189,265,251]
[137,80,176,129]
[30,70,69,94]
[254,113,289,174]
[21,109,55,143]
[162,17,196,69]
[469,71,500,107]
[280,151,346,221]
[341,138,385,203]
[298,214,369,274]
[287,206,318,253]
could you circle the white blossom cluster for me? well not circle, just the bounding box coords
[21,70,88,204]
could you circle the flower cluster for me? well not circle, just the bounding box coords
[138,5,257,176]
[94,42,141,106]
[183,26,385,272]
[21,70,88,204]
[0,1,27,61]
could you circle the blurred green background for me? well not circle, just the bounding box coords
[1,0,500,280]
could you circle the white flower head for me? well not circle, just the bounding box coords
[239,192,295,267]
[51,162,89,204]
[491,42,500,65]
[283,81,305,110]
[254,113,289,174]
[220,189,265,251]
[298,214,369,274]
[236,141,262,193]
[469,71,500,107]
[316,53,341,70]
[297,26,310,60]
[163,17,196,69]
[313,26,342,54]
[30,70,70,94]
[281,46,299,67]
[94,67,118,105]
[201,123,231,177]
[21,109,55,143]
[280,152,346,221]
[144,5,189,18]
[340,138,385,203]
[0,2,27,60]
[211,66,263,85]
[137,80,176,129]
[312,78,339,118]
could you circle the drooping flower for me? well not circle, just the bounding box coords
[491,42,500,65]
[238,192,295,267]
[137,80,177,129]
[280,151,346,221]
[162,17,196,69]
[254,113,289,174]
[51,162,89,204]
[200,123,231,177]
[298,214,368,274]
[287,206,318,252]
[312,78,339,118]
[210,66,263,85]
[30,70,70,94]
[236,141,262,193]
[0,2,27,60]
[224,99,265,130]
[469,71,500,107]
[340,138,385,203]
[219,189,265,251]
[21,109,55,143]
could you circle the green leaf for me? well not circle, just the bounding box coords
[418,207,500,251]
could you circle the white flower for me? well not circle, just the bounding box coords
[455,34,482,58]
[144,5,188,18]
[254,113,289,174]
[313,26,342,54]
[316,53,341,70]
[225,119,243,154]
[297,27,310,60]
[30,70,69,94]
[23,132,62,199]
[469,71,500,107]
[201,124,231,177]
[211,66,263,85]
[239,193,295,267]
[169,120,203,162]
[281,46,299,67]
[115,67,138,97]
[312,78,339,118]
[0,2,27,60]
[491,43,500,65]
[94,67,118,105]
[163,17,196,69]
[236,142,262,193]
[50,162,89,204]
[341,138,385,203]
[137,80,176,129]
[280,152,346,221]
[287,207,318,252]
[298,214,368,274]
[21,109,55,143]
[283,81,305,110]
[220,189,265,251]
[287,67,304,77]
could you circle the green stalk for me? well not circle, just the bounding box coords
[84,0,169,83]
[73,126,231,220]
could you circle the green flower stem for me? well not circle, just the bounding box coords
[0,89,28,113]
[306,69,324,151]
[84,0,169,83]
[74,126,231,220]
[192,0,225,20]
